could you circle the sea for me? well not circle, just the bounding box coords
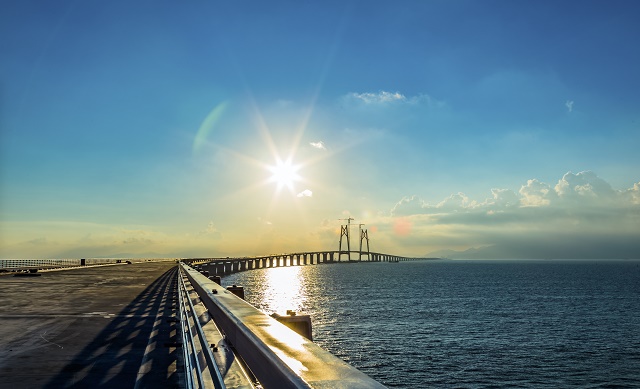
[223,259,640,388]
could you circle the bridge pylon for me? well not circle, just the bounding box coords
[359,224,370,261]
[338,217,354,261]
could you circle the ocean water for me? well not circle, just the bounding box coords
[223,260,640,388]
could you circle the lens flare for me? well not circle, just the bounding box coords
[268,158,301,190]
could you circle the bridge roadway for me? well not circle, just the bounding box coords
[0,260,180,388]
[185,250,417,275]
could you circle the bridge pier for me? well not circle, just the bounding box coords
[185,252,413,277]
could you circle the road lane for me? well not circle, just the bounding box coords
[0,261,181,388]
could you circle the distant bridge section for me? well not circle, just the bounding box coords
[182,250,426,276]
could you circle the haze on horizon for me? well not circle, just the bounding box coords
[1,1,639,260]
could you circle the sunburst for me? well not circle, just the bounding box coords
[267,158,301,191]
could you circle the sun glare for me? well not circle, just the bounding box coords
[263,266,305,315]
[268,159,300,190]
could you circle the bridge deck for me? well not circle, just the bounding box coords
[0,261,180,388]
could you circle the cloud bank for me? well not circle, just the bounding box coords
[389,171,640,259]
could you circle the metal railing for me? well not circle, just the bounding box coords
[178,267,226,389]
[181,262,387,389]
[0,258,123,271]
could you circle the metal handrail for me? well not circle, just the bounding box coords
[181,262,387,389]
[178,268,226,389]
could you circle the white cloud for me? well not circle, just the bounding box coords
[391,195,426,216]
[487,188,520,208]
[624,182,640,204]
[343,90,434,106]
[437,192,474,211]
[349,91,407,104]
[309,141,326,150]
[391,171,638,217]
[297,189,313,198]
[554,171,616,202]
[520,179,555,206]
[382,171,640,258]
[566,100,574,112]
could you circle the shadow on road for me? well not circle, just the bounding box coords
[43,267,180,388]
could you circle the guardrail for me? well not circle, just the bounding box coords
[0,258,124,271]
[178,267,226,389]
[181,262,387,389]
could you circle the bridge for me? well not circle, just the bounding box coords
[183,250,416,276]
[0,252,427,388]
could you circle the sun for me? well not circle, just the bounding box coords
[268,158,300,190]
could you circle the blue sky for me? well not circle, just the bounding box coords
[2,0,639,259]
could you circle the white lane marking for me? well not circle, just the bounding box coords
[40,330,64,349]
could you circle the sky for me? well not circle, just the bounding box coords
[1,0,639,259]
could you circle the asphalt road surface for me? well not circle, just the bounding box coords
[0,261,182,388]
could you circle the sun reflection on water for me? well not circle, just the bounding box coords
[260,266,306,315]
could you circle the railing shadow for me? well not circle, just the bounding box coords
[43,267,180,388]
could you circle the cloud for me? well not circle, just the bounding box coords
[390,195,425,216]
[385,171,640,258]
[625,182,640,204]
[343,90,434,106]
[349,91,407,104]
[488,188,520,208]
[437,192,474,212]
[309,141,326,150]
[297,189,313,198]
[520,178,555,206]
[394,171,632,216]
[566,100,574,112]
[554,171,616,202]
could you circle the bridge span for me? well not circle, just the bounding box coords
[183,250,419,276]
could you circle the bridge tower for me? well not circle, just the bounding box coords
[338,217,354,261]
[358,224,370,261]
